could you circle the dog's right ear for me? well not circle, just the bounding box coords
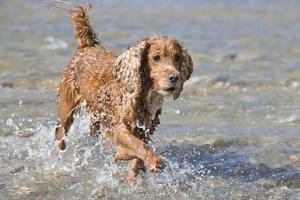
[113,40,149,96]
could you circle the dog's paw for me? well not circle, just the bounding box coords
[58,140,66,150]
[146,151,165,172]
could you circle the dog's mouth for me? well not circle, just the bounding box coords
[156,86,177,96]
[164,87,175,92]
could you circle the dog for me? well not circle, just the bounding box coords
[54,5,193,181]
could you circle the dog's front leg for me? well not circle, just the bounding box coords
[115,125,165,172]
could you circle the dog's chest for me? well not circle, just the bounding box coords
[136,92,163,131]
[146,93,163,120]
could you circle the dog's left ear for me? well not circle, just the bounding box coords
[113,40,149,96]
[173,45,193,100]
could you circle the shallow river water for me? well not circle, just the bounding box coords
[1,0,300,199]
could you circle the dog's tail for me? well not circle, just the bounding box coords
[69,4,100,48]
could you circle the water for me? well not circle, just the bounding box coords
[1,0,300,199]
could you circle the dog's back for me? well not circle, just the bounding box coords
[55,5,119,149]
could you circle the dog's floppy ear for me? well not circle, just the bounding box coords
[173,46,193,100]
[113,40,149,96]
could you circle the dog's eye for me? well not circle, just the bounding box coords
[175,54,181,62]
[153,55,160,62]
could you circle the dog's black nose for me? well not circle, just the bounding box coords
[169,75,179,83]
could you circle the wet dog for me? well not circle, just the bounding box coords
[54,5,193,181]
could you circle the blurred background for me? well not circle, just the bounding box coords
[0,0,300,199]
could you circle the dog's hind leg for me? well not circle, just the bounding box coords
[128,158,145,183]
[113,146,145,183]
[55,80,80,150]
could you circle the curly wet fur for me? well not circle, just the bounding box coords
[69,4,100,48]
[54,5,193,181]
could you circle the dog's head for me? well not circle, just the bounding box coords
[114,36,193,100]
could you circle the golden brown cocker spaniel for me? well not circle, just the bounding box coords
[54,5,193,181]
